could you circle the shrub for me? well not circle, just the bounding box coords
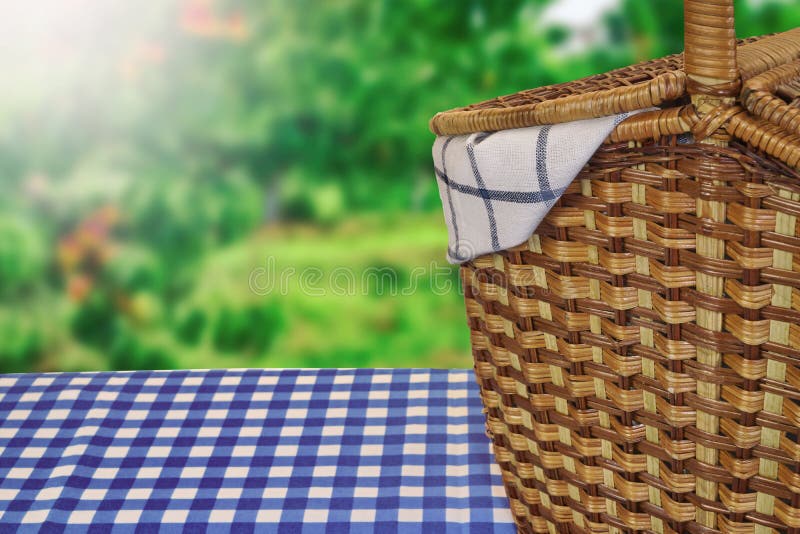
[0,216,45,297]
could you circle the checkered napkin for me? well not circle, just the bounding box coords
[0,369,514,533]
[433,112,634,263]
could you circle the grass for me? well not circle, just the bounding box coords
[176,212,473,369]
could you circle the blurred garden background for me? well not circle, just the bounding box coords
[1,0,798,372]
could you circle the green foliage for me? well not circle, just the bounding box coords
[127,179,216,265]
[211,303,284,354]
[105,246,165,294]
[0,216,45,296]
[175,307,207,346]
[0,309,47,373]
[109,325,176,371]
[69,292,118,348]
[0,0,798,371]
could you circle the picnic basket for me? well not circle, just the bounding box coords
[430,2,800,533]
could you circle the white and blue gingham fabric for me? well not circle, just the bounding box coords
[0,369,514,533]
[433,112,636,263]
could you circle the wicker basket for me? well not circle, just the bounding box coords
[430,2,800,533]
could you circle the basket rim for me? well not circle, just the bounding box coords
[429,29,800,138]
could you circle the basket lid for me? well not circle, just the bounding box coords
[437,31,796,122]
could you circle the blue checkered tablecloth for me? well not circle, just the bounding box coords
[0,369,515,533]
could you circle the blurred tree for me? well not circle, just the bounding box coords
[0,0,797,371]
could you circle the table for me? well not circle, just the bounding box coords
[0,369,515,533]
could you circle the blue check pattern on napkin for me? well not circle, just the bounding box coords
[0,369,514,533]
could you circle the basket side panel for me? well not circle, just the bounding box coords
[464,138,800,533]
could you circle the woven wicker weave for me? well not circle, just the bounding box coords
[431,2,800,533]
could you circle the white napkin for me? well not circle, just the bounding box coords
[433,112,634,263]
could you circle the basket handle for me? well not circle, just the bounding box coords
[684,0,740,103]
